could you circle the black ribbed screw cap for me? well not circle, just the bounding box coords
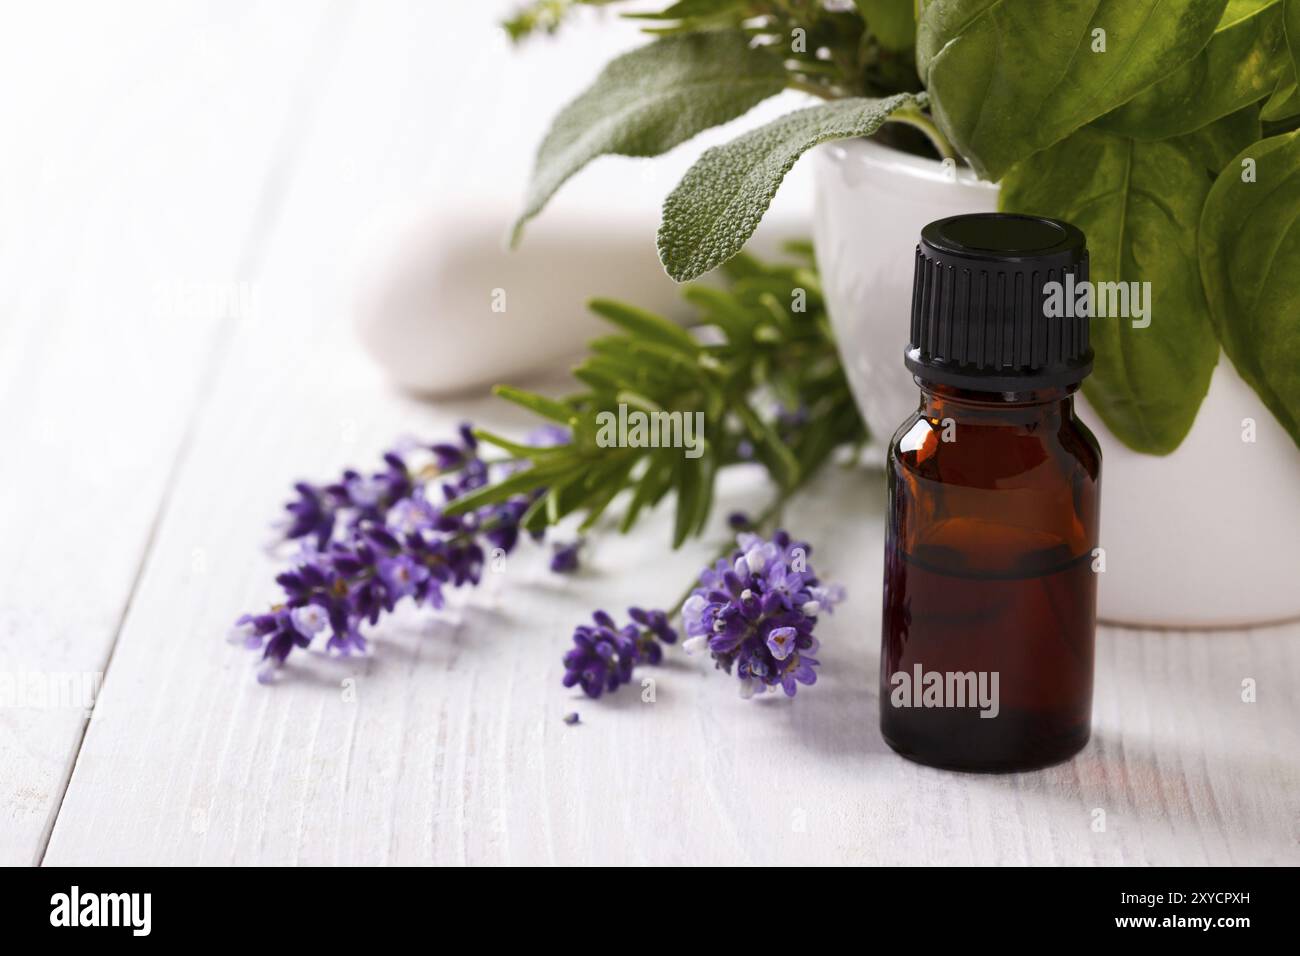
[907,213,1093,390]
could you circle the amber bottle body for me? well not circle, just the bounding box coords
[880,382,1101,772]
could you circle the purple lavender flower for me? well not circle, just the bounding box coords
[277,451,413,550]
[681,530,842,698]
[727,511,753,531]
[237,423,547,680]
[549,539,583,574]
[561,608,677,698]
[525,424,571,448]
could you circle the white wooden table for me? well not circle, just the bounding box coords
[3,1,1298,867]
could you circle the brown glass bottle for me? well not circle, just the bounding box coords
[880,213,1102,772]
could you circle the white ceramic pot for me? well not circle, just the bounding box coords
[812,136,1300,628]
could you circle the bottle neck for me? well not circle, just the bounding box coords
[916,379,1078,426]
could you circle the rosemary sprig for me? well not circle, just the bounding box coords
[444,242,866,547]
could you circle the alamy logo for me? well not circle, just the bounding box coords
[595,403,704,459]
[1043,273,1151,328]
[50,886,151,936]
[890,665,1000,718]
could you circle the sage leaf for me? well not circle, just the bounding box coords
[1094,0,1289,140]
[512,31,786,243]
[1001,115,1256,453]
[1199,129,1300,445]
[918,0,1227,180]
[657,93,924,282]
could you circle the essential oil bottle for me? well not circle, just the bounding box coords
[880,213,1101,773]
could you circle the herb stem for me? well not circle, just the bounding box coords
[888,107,957,160]
[663,481,801,620]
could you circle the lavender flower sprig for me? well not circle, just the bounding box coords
[561,608,677,698]
[561,527,842,701]
[231,425,548,682]
[681,529,842,698]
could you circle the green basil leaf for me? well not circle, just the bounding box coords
[1288,0,1300,70]
[1178,104,1264,173]
[1265,1,1300,119]
[918,0,1227,179]
[657,93,925,281]
[1199,129,1300,445]
[1000,115,1255,453]
[854,0,917,51]
[512,31,786,244]
[1262,79,1300,121]
[1094,1,1289,140]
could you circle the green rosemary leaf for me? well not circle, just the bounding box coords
[620,455,672,532]
[474,428,567,460]
[682,285,757,345]
[520,488,551,533]
[672,456,702,548]
[492,385,576,425]
[579,456,640,531]
[491,245,867,545]
[614,390,664,414]
[587,298,699,353]
[780,238,817,262]
[735,400,800,488]
[592,336,708,383]
[571,365,622,393]
[443,460,577,515]
[691,442,717,535]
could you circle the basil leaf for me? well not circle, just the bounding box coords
[1001,114,1256,453]
[854,0,917,51]
[1199,129,1300,445]
[1262,79,1300,121]
[1288,0,1300,72]
[1178,104,1264,173]
[1265,1,1300,119]
[1095,1,1289,140]
[918,0,1227,179]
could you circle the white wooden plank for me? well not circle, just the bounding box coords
[44,412,1300,864]
[38,1,1300,866]
[0,0,339,864]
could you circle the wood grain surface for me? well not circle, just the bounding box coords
[4,1,1297,867]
